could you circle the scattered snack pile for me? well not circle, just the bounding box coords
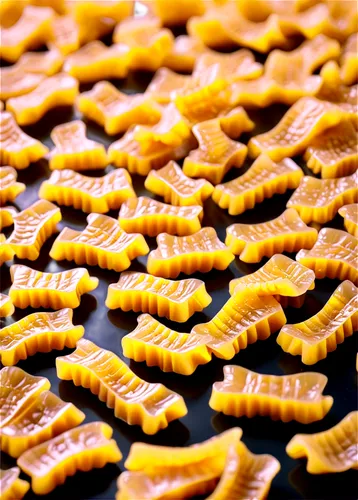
[0,0,357,499]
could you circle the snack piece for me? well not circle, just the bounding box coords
[0,293,14,318]
[207,441,280,500]
[0,234,15,266]
[118,197,203,237]
[50,213,149,272]
[0,367,50,428]
[210,365,333,423]
[6,73,79,126]
[277,280,358,365]
[0,308,84,366]
[339,204,358,237]
[71,0,133,23]
[317,62,358,116]
[0,112,48,169]
[17,421,122,495]
[0,467,29,500]
[191,292,286,360]
[162,35,208,73]
[340,33,358,85]
[14,47,63,76]
[56,339,188,434]
[152,0,205,26]
[39,168,135,213]
[0,206,17,230]
[145,161,214,206]
[0,65,45,100]
[286,411,358,473]
[0,167,25,204]
[64,41,130,83]
[183,119,247,185]
[105,271,212,322]
[77,81,162,135]
[0,6,54,63]
[145,68,192,104]
[49,120,108,171]
[122,314,211,375]
[226,208,317,263]
[6,200,61,260]
[287,172,358,224]
[213,155,303,215]
[0,390,85,458]
[296,228,358,284]
[303,120,358,179]
[147,227,235,278]
[9,265,99,309]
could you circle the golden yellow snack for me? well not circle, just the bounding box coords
[210,365,333,423]
[152,0,205,25]
[147,227,235,278]
[0,65,45,100]
[71,0,133,23]
[56,339,188,435]
[6,200,61,261]
[317,62,357,116]
[277,280,358,365]
[226,208,317,263]
[50,213,149,272]
[51,14,81,55]
[0,234,15,266]
[0,166,25,204]
[17,422,122,495]
[0,390,85,458]
[15,47,63,76]
[339,204,358,237]
[162,35,208,73]
[0,112,48,169]
[49,120,108,171]
[9,265,99,309]
[0,206,17,230]
[0,293,15,318]
[39,168,136,213]
[122,314,211,375]
[296,227,358,284]
[340,33,358,85]
[6,73,79,126]
[145,160,214,206]
[105,271,212,322]
[213,155,303,215]
[0,308,84,366]
[286,411,358,473]
[77,81,162,135]
[145,68,192,104]
[191,292,286,360]
[0,467,29,500]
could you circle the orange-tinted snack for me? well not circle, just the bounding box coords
[71,0,133,23]
[56,339,188,434]
[162,35,208,72]
[145,68,191,104]
[0,234,15,266]
[287,172,358,224]
[277,280,358,365]
[49,120,108,171]
[210,365,333,423]
[0,6,53,63]
[277,3,333,39]
[152,0,205,25]
[15,47,63,76]
[248,97,347,161]
[191,292,286,360]
[0,112,48,169]
[122,314,211,375]
[303,120,358,179]
[105,271,212,322]
[39,168,135,213]
[296,228,358,284]
[226,208,317,263]
[9,265,99,309]
[50,213,149,272]
[183,120,247,185]
[145,161,214,206]
[113,16,174,71]
[207,441,280,500]
[340,33,358,85]
[339,204,358,237]
[213,155,303,215]
[0,467,30,500]
[77,81,162,135]
[0,65,45,100]
[0,308,84,366]
[6,73,78,126]
[6,200,61,260]
[51,14,81,56]
[118,196,203,237]
[286,411,358,473]
[17,422,122,495]
[0,390,85,458]
[0,366,50,428]
[0,206,17,230]
[64,41,130,83]
[0,167,25,204]
[317,63,358,117]
[0,293,14,318]
[147,227,235,278]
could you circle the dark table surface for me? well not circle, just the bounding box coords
[1,53,358,500]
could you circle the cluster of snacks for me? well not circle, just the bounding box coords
[0,0,357,498]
